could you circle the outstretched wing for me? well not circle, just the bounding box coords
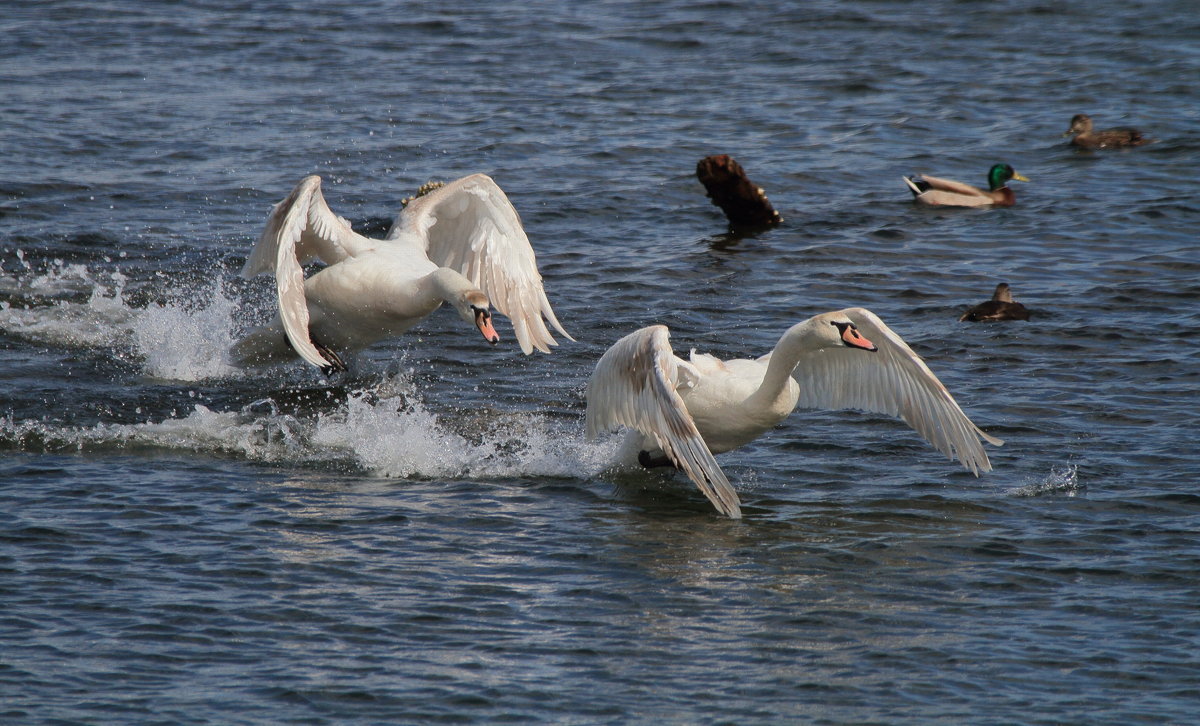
[791,308,1003,475]
[240,175,376,370]
[586,326,742,518]
[389,174,571,354]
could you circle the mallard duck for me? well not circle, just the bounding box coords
[903,164,1029,207]
[959,283,1030,322]
[1063,114,1147,149]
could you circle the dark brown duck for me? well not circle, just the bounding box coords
[960,283,1030,322]
[1063,114,1148,149]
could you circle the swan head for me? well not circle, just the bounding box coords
[455,290,500,346]
[788,314,878,353]
[829,319,877,351]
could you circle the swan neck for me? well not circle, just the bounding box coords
[749,324,812,406]
[424,267,475,305]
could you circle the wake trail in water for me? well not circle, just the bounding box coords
[1,254,619,479]
[1,364,617,481]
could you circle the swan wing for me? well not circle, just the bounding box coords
[792,308,1003,475]
[240,175,376,370]
[241,175,375,276]
[586,326,742,518]
[388,174,571,354]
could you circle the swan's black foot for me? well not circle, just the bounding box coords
[638,450,676,469]
[285,332,347,376]
[314,342,347,376]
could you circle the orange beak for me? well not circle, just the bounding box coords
[475,308,500,345]
[841,325,877,351]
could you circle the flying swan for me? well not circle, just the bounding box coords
[586,308,1003,518]
[234,174,572,372]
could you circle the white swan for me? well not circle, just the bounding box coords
[586,308,1003,518]
[234,174,572,372]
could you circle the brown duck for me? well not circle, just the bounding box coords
[904,164,1029,207]
[1063,114,1147,149]
[959,283,1030,322]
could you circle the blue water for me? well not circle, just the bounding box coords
[3,1,1199,723]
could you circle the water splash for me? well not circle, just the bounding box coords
[1007,464,1082,497]
[0,250,98,296]
[312,372,615,480]
[132,282,239,381]
[0,253,238,380]
[0,401,314,463]
[1,253,616,480]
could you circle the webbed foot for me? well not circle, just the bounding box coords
[314,342,347,376]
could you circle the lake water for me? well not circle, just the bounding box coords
[3,1,1199,723]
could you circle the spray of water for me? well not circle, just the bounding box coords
[1007,464,1082,497]
[132,283,239,380]
[0,253,239,380]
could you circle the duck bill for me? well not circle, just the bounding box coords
[475,309,500,345]
[1011,171,1030,182]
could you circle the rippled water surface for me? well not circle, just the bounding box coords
[3,1,1199,723]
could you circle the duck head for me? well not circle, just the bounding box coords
[987,164,1029,191]
[1064,114,1092,136]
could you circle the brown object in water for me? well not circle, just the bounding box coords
[1063,114,1148,149]
[959,282,1030,322]
[696,155,782,228]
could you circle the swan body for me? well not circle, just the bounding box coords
[904,164,1029,207]
[960,282,1030,322]
[234,174,571,372]
[586,309,1003,518]
[1063,114,1147,149]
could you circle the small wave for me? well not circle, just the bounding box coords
[1007,464,1082,497]
[0,402,313,463]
